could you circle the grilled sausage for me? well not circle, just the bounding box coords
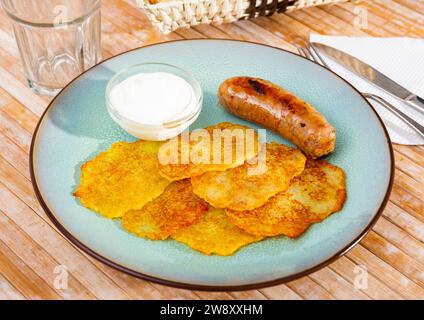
[218,77,336,158]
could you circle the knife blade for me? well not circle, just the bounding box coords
[311,42,424,113]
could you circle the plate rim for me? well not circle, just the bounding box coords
[29,38,395,292]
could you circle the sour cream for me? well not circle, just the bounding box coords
[110,72,196,125]
[106,66,202,141]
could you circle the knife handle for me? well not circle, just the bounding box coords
[365,93,424,140]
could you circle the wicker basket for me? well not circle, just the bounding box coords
[136,0,349,34]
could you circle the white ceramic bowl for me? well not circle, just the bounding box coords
[105,63,203,140]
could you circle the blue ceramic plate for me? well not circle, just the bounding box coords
[30,39,393,290]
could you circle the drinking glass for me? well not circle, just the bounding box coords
[1,0,101,96]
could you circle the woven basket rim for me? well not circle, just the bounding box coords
[139,0,349,34]
[142,0,289,9]
[142,0,220,9]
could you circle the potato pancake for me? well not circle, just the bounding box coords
[73,140,170,218]
[191,142,306,211]
[225,196,311,238]
[225,159,346,238]
[172,207,264,256]
[122,180,208,240]
[287,159,346,222]
[158,122,260,181]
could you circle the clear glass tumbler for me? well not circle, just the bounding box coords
[1,0,101,96]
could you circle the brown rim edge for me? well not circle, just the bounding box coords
[29,38,395,292]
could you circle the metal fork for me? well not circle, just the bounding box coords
[296,43,424,140]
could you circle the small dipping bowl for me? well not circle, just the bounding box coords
[106,63,203,140]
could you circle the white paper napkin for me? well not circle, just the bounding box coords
[310,35,424,145]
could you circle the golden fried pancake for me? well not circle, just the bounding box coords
[122,180,208,240]
[172,207,264,256]
[191,142,306,211]
[225,196,311,238]
[226,159,346,237]
[158,122,260,181]
[73,140,170,219]
[287,159,346,222]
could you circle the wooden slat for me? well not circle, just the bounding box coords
[321,4,402,37]
[347,245,424,299]
[360,231,424,288]
[394,145,424,167]
[259,284,303,300]
[0,65,47,116]
[194,291,234,300]
[0,178,131,299]
[229,290,268,300]
[370,0,424,32]
[0,132,30,178]
[390,185,423,223]
[0,99,38,134]
[394,170,424,204]
[329,257,402,300]
[192,25,233,39]
[373,217,424,264]
[286,277,336,300]
[0,273,26,300]
[0,210,95,299]
[0,240,61,299]
[394,150,424,184]
[382,202,424,243]
[308,267,371,300]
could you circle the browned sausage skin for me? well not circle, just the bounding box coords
[218,77,336,159]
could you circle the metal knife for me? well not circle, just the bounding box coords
[310,42,424,114]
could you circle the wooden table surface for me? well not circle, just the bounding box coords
[0,0,423,300]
